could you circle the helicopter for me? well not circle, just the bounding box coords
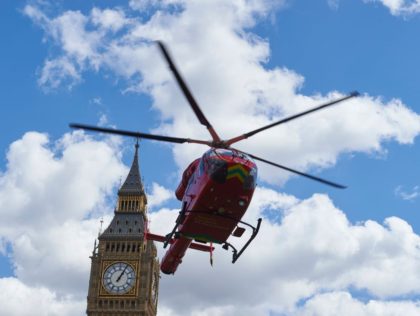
[70,41,359,275]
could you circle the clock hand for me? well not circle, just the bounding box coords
[116,264,129,282]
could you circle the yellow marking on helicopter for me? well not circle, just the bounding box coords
[226,164,249,183]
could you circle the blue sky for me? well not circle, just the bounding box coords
[1,1,420,315]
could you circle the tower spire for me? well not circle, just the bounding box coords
[118,140,145,196]
[115,141,148,213]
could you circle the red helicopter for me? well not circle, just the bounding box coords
[70,42,359,274]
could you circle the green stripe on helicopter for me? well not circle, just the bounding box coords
[226,164,249,183]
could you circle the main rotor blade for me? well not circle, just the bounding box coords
[70,123,212,146]
[157,41,221,142]
[236,149,346,189]
[226,91,360,146]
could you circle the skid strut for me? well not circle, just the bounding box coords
[222,218,262,263]
[163,202,187,248]
[179,210,263,264]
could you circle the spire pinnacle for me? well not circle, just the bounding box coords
[118,142,145,196]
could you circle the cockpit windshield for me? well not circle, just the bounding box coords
[200,150,228,183]
[207,148,252,161]
[243,165,257,190]
[200,149,258,189]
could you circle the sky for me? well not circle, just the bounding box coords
[1,0,420,315]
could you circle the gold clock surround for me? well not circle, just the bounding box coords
[99,260,140,297]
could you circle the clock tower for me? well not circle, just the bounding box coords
[87,143,159,315]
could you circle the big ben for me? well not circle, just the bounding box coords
[87,143,159,315]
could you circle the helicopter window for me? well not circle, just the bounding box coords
[210,149,233,156]
[243,166,258,190]
[207,157,228,183]
[198,158,205,176]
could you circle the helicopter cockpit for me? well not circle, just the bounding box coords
[175,149,258,200]
[200,149,257,189]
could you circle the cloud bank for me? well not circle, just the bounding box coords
[148,189,420,315]
[24,0,420,186]
[364,0,420,16]
[2,134,419,315]
[0,131,127,314]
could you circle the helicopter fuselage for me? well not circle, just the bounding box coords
[160,148,258,274]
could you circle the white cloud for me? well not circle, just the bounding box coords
[0,278,84,316]
[129,0,183,11]
[364,0,420,16]
[24,1,420,186]
[395,185,420,201]
[91,7,128,32]
[147,182,173,209]
[98,113,108,126]
[90,97,102,105]
[327,0,340,10]
[0,132,419,315]
[11,218,106,294]
[296,291,420,316]
[0,131,127,301]
[37,56,81,90]
[148,188,420,315]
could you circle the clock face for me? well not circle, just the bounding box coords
[103,262,136,295]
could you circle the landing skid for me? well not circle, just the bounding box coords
[222,218,262,263]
